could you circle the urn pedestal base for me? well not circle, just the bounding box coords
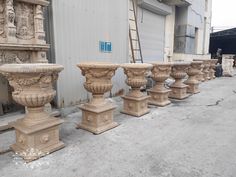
[121,95,150,117]
[78,103,118,135]
[169,85,190,100]
[10,118,64,162]
[185,83,200,94]
[148,89,171,107]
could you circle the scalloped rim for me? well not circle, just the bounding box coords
[121,63,153,69]
[0,63,64,73]
[77,62,120,69]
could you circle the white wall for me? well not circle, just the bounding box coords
[52,0,129,108]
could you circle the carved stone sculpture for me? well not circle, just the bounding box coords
[77,62,119,134]
[222,56,234,77]
[0,0,50,117]
[148,62,172,107]
[209,59,218,79]
[121,63,153,117]
[169,62,191,100]
[0,63,64,162]
[184,61,203,94]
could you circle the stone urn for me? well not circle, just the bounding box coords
[194,59,211,81]
[184,61,203,94]
[194,59,205,82]
[203,60,211,81]
[209,59,218,79]
[0,63,64,162]
[169,62,191,100]
[121,63,153,117]
[148,62,172,107]
[77,62,119,134]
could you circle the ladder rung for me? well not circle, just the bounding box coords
[129,9,134,11]
[133,49,140,51]
[129,19,135,21]
[130,29,136,31]
[132,39,138,41]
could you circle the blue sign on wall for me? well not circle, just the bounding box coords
[99,41,112,53]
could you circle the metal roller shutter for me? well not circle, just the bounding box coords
[138,8,165,62]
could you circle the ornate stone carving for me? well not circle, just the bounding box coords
[148,62,172,107]
[0,0,6,38]
[184,61,203,94]
[169,62,191,100]
[222,55,234,77]
[77,62,119,134]
[0,63,65,162]
[34,4,45,42]
[15,2,34,40]
[0,50,31,64]
[121,63,153,117]
[5,0,16,39]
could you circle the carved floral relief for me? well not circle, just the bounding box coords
[15,2,34,39]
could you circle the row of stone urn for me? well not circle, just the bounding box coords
[0,59,218,162]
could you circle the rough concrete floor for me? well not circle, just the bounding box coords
[1,76,236,177]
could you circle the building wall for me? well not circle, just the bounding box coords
[173,0,212,60]
[50,0,212,108]
[52,0,129,108]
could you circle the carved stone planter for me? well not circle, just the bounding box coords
[184,61,203,94]
[169,62,191,100]
[196,62,204,82]
[0,63,64,162]
[77,62,119,134]
[209,59,218,79]
[121,63,153,117]
[147,62,172,107]
[194,59,212,81]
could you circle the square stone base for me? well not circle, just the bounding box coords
[78,104,118,135]
[187,83,200,94]
[11,118,65,162]
[169,85,190,100]
[148,89,171,107]
[121,95,150,117]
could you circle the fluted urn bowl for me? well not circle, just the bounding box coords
[121,63,153,89]
[0,63,63,108]
[150,62,172,82]
[171,62,191,79]
[77,62,119,94]
[187,61,203,76]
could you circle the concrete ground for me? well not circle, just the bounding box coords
[1,75,236,177]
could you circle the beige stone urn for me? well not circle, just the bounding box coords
[184,61,203,94]
[169,62,191,100]
[0,63,64,162]
[193,59,211,81]
[147,62,172,107]
[209,59,218,79]
[194,60,205,82]
[121,63,153,117]
[76,62,119,134]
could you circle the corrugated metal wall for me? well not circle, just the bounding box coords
[52,0,129,108]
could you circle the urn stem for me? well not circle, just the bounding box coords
[23,107,49,126]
